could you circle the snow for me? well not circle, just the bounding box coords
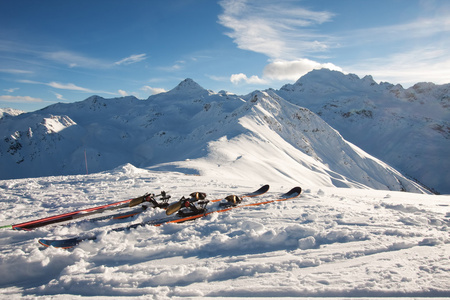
[0,166,449,298]
[0,71,448,298]
[276,69,450,194]
[0,77,432,194]
[0,107,24,119]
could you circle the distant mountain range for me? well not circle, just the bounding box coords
[276,69,449,194]
[1,69,448,194]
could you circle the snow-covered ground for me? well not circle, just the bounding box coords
[0,165,448,298]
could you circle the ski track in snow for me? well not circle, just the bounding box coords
[0,165,449,298]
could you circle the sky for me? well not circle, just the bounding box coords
[0,0,449,112]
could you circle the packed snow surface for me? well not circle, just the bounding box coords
[0,165,448,298]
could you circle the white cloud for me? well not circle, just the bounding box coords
[118,89,128,97]
[47,81,95,92]
[230,73,267,85]
[4,87,19,93]
[53,92,67,101]
[42,51,109,68]
[114,54,147,66]
[0,69,33,75]
[218,0,335,59]
[20,79,116,95]
[263,59,342,81]
[141,85,167,95]
[229,58,342,86]
[0,95,43,103]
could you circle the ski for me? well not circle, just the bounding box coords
[10,191,171,231]
[166,184,270,215]
[38,186,301,249]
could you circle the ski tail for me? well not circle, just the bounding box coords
[39,237,82,249]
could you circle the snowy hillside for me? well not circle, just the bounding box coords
[0,79,427,193]
[0,167,448,298]
[0,107,24,119]
[276,69,450,194]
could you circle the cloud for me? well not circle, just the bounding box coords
[4,87,19,93]
[159,60,186,72]
[218,0,335,59]
[53,92,67,101]
[0,95,43,103]
[47,81,95,92]
[114,54,147,66]
[118,89,128,97]
[141,85,167,95]
[230,73,267,85]
[0,69,33,75]
[263,59,342,81]
[230,58,342,86]
[346,47,450,87]
[41,51,109,68]
[20,79,115,95]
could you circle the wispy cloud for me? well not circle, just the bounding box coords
[219,0,338,86]
[0,95,43,103]
[347,47,450,87]
[114,54,147,66]
[0,69,33,75]
[40,50,110,68]
[340,15,450,86]
[19,79,115,95]
[341,16,450,48]
[53,92,67,101]
[218,0,335,59]
[4,87,19,93]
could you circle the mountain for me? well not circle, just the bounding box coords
[0,107,24,119]
[276,69,450,194]
[0,78,429,193]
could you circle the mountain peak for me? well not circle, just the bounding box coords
[173,78,205,92]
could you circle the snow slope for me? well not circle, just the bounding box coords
[276,69,450,194]
[0,79,428,193]
[0,166,448,298]
[0,107,24,119]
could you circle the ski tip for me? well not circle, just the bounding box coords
[247,184,269,196]
[282,186,302,198]
[38,237,80,249]
[260,184,270,193]
[0,224,12,230]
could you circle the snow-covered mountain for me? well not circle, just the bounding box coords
[0,78,429,193]
[0,107,24,119]
[276,69,450,194]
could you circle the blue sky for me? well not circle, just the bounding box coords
[1,0,449,112]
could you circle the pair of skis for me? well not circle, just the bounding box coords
[4,191,171,231]
[38,185,302,249]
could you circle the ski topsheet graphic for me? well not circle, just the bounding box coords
[39,186,301,249]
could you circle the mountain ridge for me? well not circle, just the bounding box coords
[0,70,447,193]
[275,69,449,194]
